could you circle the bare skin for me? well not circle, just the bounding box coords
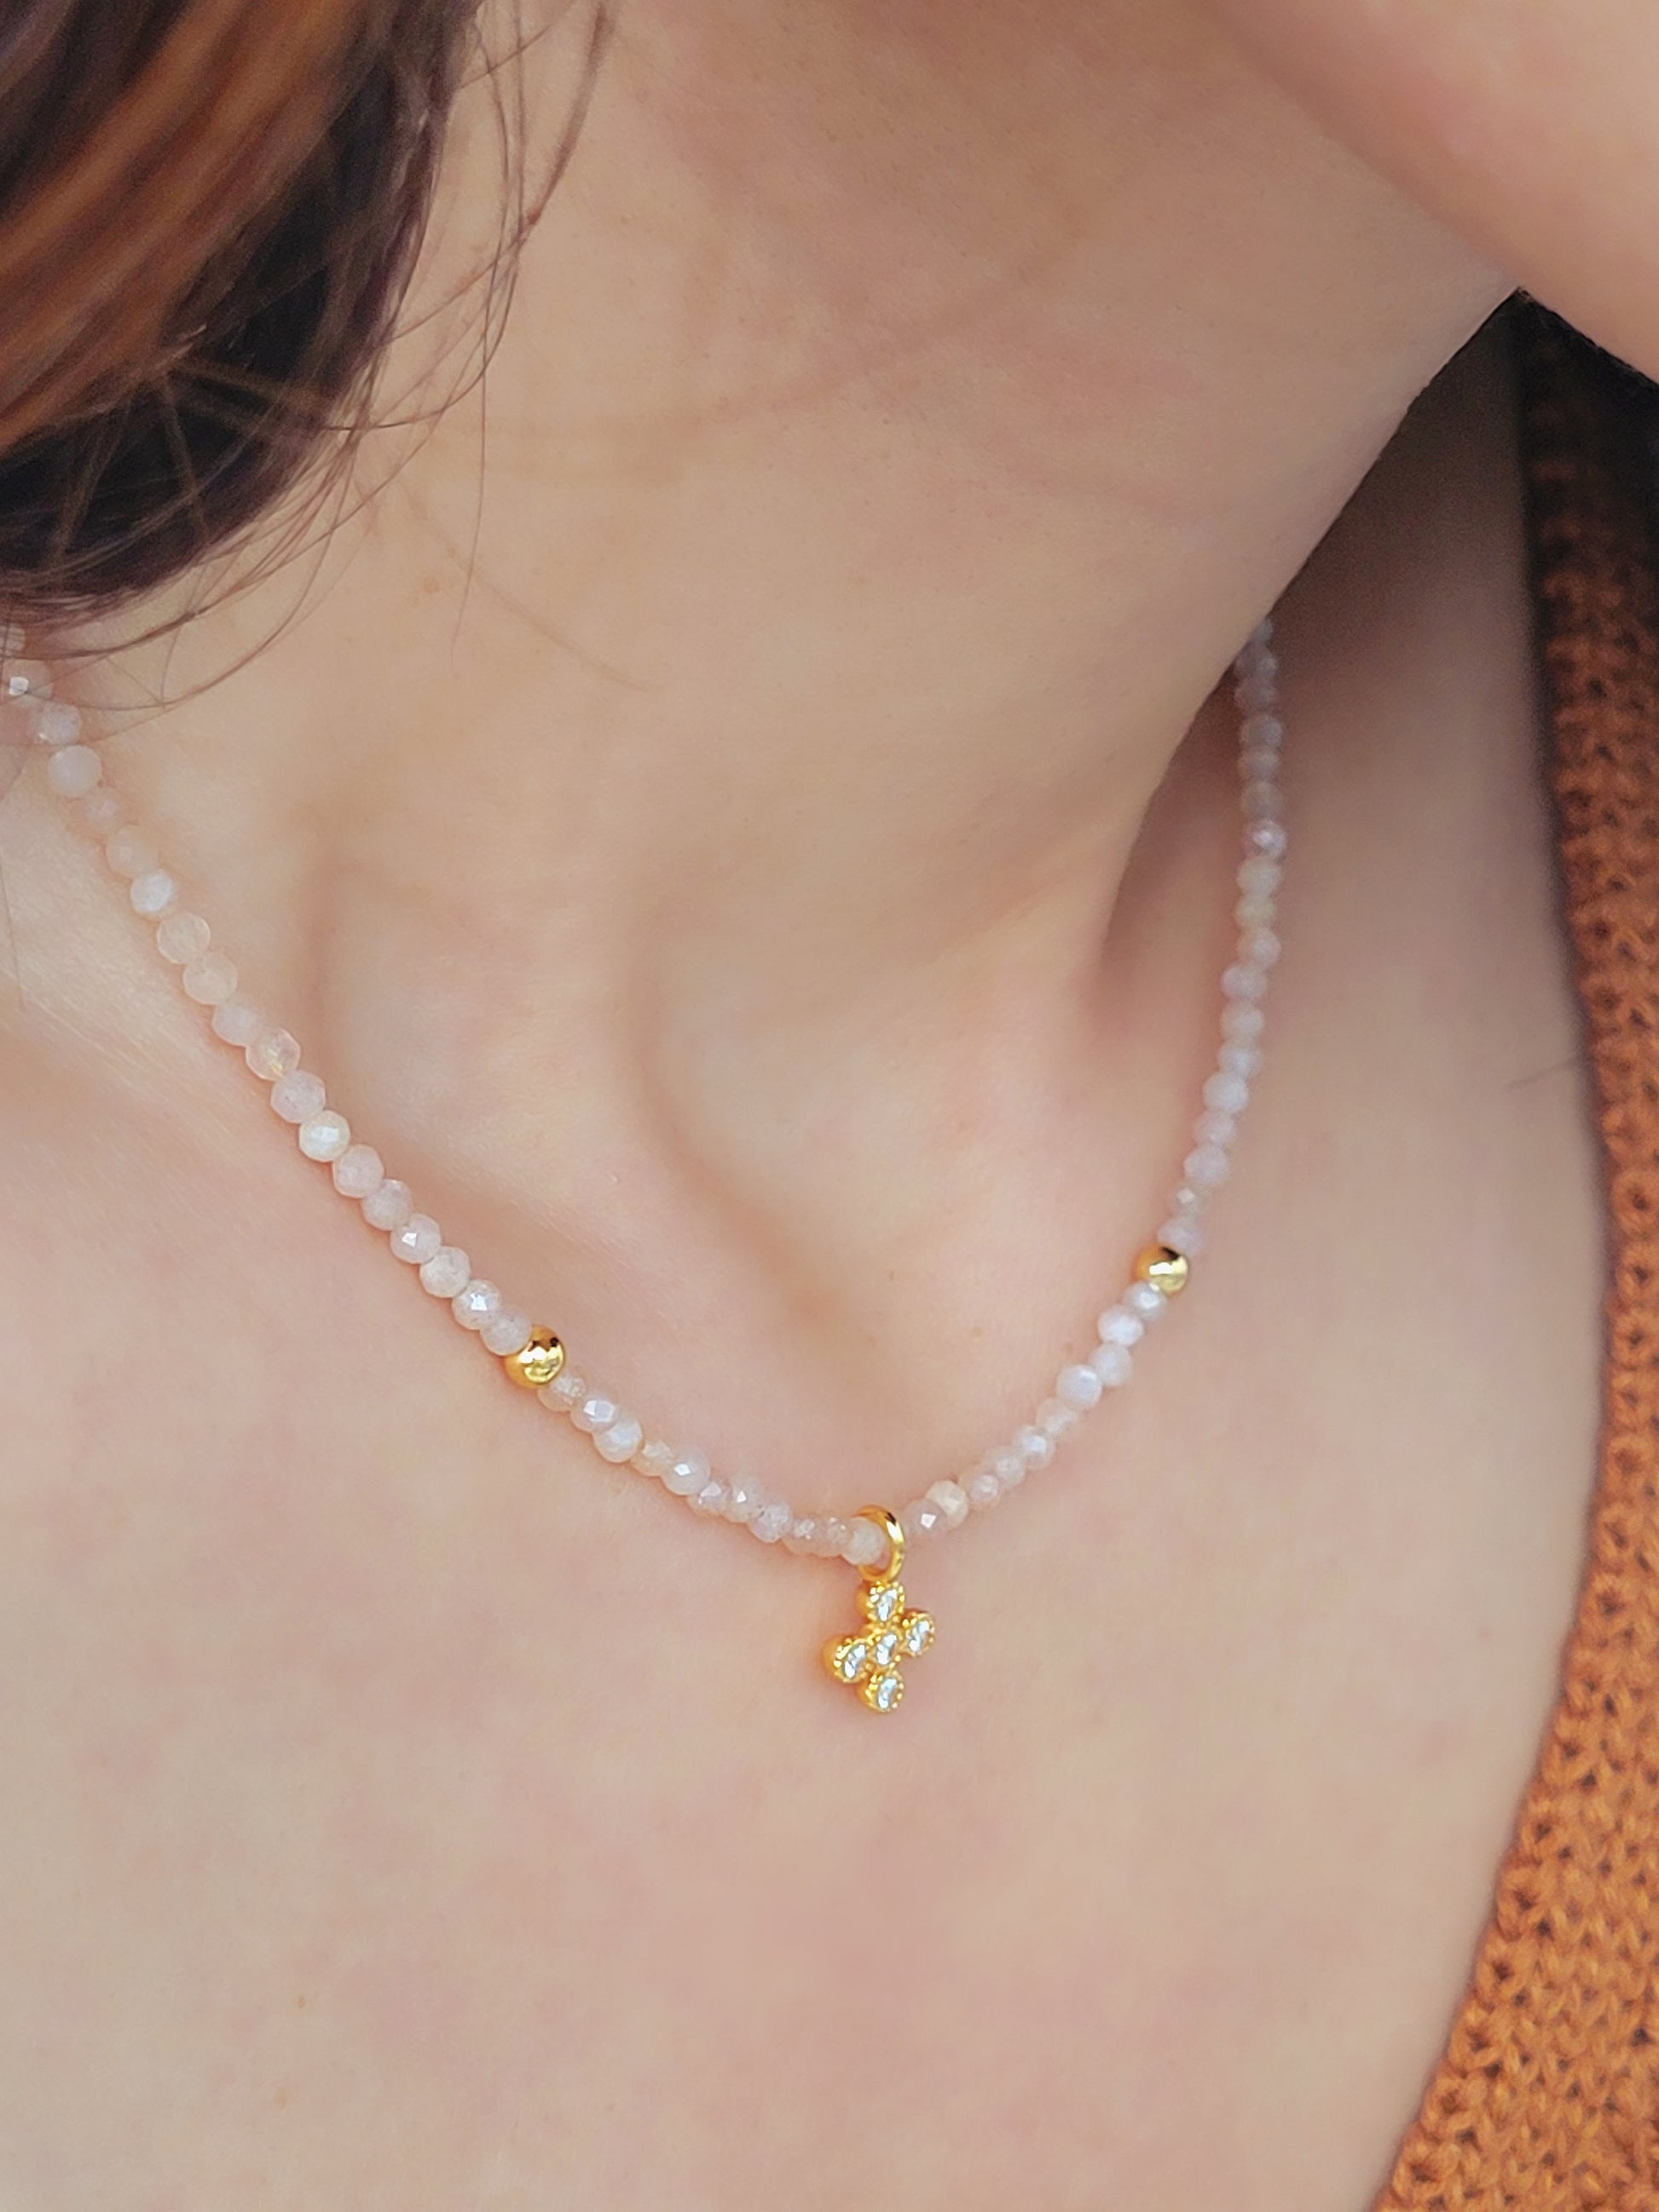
[0,5,1609,2207]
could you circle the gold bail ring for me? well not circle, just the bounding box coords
[853,1505,905,1586]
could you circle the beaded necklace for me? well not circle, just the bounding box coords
[17,619,1286,1713]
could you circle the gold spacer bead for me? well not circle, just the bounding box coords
[505,1329,565,1389]
[1134,1243,1190,1299]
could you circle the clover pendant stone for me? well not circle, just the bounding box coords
[824,1567,935,1713]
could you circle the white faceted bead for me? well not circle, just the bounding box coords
[692,1478,731,1516]
[72,788,126,837]
[32,699,82,748]
[362,1179,414,1230]
[970,1447,1017,1496]
[723,1476,766,1523]
[3,658,51,699]
[1236,663,1277,709]
[270,1069,326,1123]
[843,1518,886,1568]
[818,1516,852,1558]
[662,1447,710,1495]
[129,869,178,919]
[479,1307,530,1355]
[1159,1214,1205,1257]
[1057,1362,1103,1410]
[926,1479,969,1529]
[1090,1341,1133,1388]
[156,910,211,962]
[1097,1303,1144,1348]
[967,1469,1003,1511]
[783,1515,822,1554]
[104,824,158,878]
[419,1245,471,1298]
[1219,1042,1263,1079]
[44,744,101,797]
[1240,780,1281,821]
[1241,712,1284,748]
[1246,821,1288,859]
[182,953,237,1005]
[1235,893,1275,930]
[1239,743,1280,783]
[246,1025,300,1081]
[633,1440,675,1479]
[1194,1108,1237,1146]
[1223,1000,1266,1040]
[298,1110,351,1163]
[539,1369,585,1411]
[1222,962,1269,1002]
[1183,1143,1231,1192]
[210,997,263,1047]
[1126,1280,1167,1320]
[450,1276,501,1327]
[1014,1424,1055,1470]
[390,1214,442,1267]
[1240,927,1280,969]
[332,1144,384,1198]
[1205,1070,1251,1116]
[572,1394,619,1436]
[595,1416,644,1464]
[1037,1395,1080,1441]
[751,1499,792,1543]
[902,1497,947,1540]
[1238,858,1282,900]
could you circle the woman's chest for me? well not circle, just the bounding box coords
[0,1157,1601,2212]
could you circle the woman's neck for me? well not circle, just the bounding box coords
[46,0,1504,1420]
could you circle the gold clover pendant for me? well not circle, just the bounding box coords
[824,1506,934,1713]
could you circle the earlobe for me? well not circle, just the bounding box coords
[1205,0,1659,382]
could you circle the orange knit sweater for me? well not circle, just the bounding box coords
[1378,315,1659,2207]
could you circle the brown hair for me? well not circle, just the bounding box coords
[0,0,478,619]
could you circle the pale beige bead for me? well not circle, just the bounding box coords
[156,910,211,963]
[104,826,158,879]
[45,745,101,798]
[182,952,237,1005]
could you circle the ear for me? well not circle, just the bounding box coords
[1206,0,1659,379]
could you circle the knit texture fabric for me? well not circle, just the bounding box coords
[1380,315,1659,2208]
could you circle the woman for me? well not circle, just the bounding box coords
[0,3,1653,2204]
